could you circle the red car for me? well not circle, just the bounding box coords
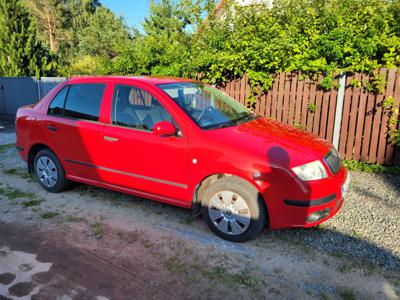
[16,76,349,242]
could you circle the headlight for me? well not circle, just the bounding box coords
[292,160,328,181]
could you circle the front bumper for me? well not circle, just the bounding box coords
[266,167,349,229]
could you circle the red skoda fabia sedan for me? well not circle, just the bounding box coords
[16,76,349,241]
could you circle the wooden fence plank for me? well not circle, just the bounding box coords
[234,78,240,104]
[369,68,387,163]
[276,72,285,121]
[361,91,376,161]
[353,74,368,161]
[294,76,304,126]
[384,68,400,165]
[326,86,337,143]
[307,81,317,132]
[226,81,232,97]
[377,68,396,164]
[319,90,330,139]
[288,73,297,125]
[258,93,265,116]
[246,75,251,107]
[313,75,323,135]
[265,89,272,117]
[282,73,291,124]
[395,121,400,165]
[301,79,310,128]
[271,76,279,119]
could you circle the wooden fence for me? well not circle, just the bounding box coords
[218,69,400,166]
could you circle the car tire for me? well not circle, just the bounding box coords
[34,149,69,193]
[201,176,267,242]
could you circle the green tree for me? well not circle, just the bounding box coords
[24,0,60,52]
[133,0,213,77]
[0,0,57,77]
[66,6,134,75]
[56,0,100,56]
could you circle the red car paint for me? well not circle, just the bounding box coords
[15,76,348,229]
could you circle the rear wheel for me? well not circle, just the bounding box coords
[34,149,69,193]
[201,177,267,242]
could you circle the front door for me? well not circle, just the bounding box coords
[99,84,190,205]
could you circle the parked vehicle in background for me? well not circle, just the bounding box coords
[15,76,349,241]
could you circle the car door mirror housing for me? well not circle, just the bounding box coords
[153,121,176,137]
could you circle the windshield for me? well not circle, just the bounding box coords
[158,82,256,129]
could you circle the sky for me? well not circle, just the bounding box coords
[101,0,150,29]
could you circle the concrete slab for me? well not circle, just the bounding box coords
[0,125,16,145]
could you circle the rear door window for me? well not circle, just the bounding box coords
[48,86,69,116]
[64,84,106,121]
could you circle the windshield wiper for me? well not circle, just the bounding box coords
[203,114,259,130]
[204,120,236,130]
[233,114,259,125]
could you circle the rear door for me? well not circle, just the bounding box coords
[99,83,190,204]
[45,83,108,182]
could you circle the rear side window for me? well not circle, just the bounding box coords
[48,86,69,116]
[64,84,106,121]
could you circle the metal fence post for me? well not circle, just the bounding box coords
[332,72,346,150]
[36,78,42,100]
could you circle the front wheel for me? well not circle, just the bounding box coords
[201,177,267,242]
[34,149,69,193]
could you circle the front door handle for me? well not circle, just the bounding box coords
[104,136,118,142]
[47,125,58,131]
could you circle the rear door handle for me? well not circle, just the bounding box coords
[47,125,58,131]
[104,136,118,142]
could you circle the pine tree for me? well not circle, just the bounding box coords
[0,0,57,77]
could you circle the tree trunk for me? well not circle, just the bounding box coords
[49,30,58,52]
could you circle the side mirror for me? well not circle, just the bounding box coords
[153,121,176,137]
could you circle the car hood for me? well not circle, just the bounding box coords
[206,117,332,168]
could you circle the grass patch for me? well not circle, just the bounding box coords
[339,288,357,300]
[0,185,44,207]
[179,216,193,225]
[202,266,260,290]
[40,211,59,219]
[141,239,153,248]
[0,186,37,200]
[0,143,14,154]
[89,221,104,239]
[4,168,17,175]
[165,257,199,284]
[65,215,82,222]
[3,168,34,181]
[343,160,400,175]
[165,257,261,292]
[117,230,138,243]
[20,199,43,207]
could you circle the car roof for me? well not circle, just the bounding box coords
[68,76,196,86]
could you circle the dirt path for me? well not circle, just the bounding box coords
[0,146,399,299]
